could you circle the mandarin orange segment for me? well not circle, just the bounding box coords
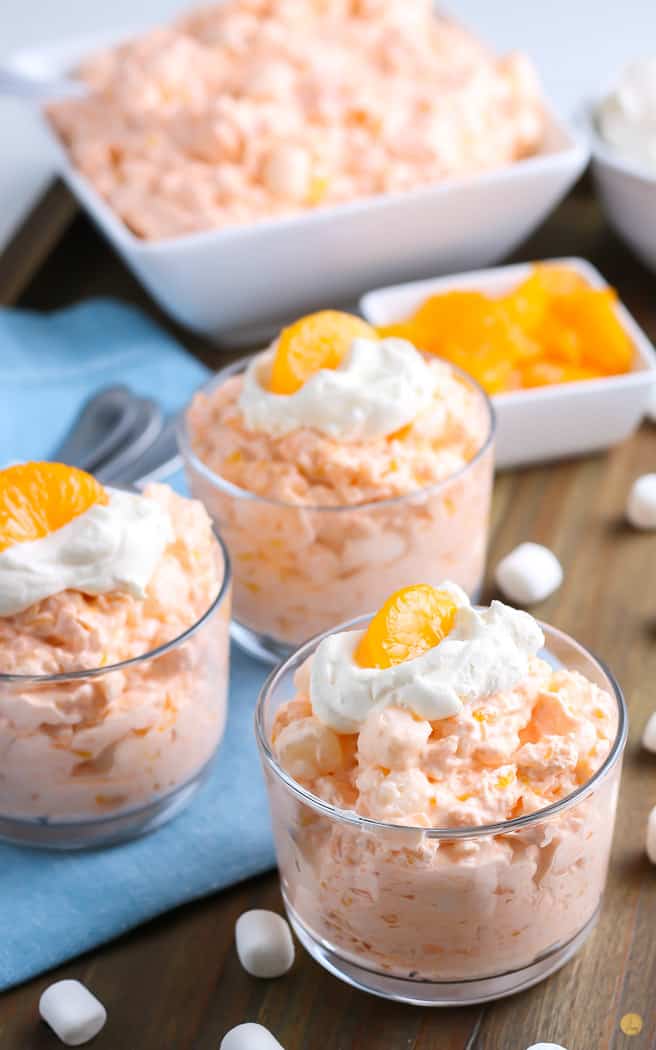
[355,584,458,670]
[376,322,416,342]
[0,462,108,553]
[412,291,502,356]
[520,361,600,388]
[552,288,633,374]
[536,315,582,366]
[386,291,538,376]
[532,263,589,296]
[269,310,377,395]
[502,271,549,332]
[463,355,517,395]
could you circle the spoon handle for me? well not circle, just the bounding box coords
[119,419,182,490]
[94,400,164,484]
[53,386,144,473]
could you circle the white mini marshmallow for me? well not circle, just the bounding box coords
[263,144,310,200]
[494,542,563,606]
[235,910,295,978]
[642,712,656,752]
[627,474,656,529]
[526,1044,568,1050]
[221,1023,285,1050]
[646,805,656,864]
[39,980,107,1046]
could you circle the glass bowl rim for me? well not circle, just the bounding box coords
[0,528,231,685]
[255,612,628,840]
[177,351,496,513]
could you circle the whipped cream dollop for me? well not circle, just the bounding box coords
[310,584,544,732]
[598,58,656,172]
[0,488,173,617]
[238,337,438,441]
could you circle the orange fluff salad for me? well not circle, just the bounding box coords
[47,0,546,240]
[379,264,634,395]
[266,583,622,982]
[183,311,494,649]
[0,463,230,826]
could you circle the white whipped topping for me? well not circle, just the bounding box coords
[238,337,438,441]
[310,583,544,732]
[0,488,174,617]
[598,58,656,172]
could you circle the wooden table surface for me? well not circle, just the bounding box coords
[2,180,656,1050]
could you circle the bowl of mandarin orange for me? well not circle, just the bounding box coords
[361,258,656,468]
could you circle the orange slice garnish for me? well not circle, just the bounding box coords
[355,584,458,670]
[0,461,108,553]
[269,310,376,395]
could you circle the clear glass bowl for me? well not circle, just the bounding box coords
[179,358,494,663]
[0,533,231,850]
[255,617,627,1005]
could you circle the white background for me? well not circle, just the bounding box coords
[1,0,655,250]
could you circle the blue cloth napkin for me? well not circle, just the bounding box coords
[0,299,206,463]
[0,300,275,991]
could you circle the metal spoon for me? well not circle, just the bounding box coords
[53,386,164,481]
[115,418,182,489]
[54,386,148,473]
[93,400,163,484]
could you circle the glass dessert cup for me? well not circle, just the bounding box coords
[179,359,495,664]
[255,617,627,1006]
[0,533,231,850]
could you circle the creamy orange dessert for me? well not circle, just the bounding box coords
[184,311,493,650]
[47,0,546,240]
[379,264,634,394]
[0,463,230,831]
[265,584,622,983]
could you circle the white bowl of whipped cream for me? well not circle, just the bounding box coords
[592,58,656,273]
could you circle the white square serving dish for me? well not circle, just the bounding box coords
[6,30,588,342]
[360,258,656,469]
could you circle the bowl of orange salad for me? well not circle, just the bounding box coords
[6,0,586,336]
[0,463,231,849]
[256,582,627,1004]
[179,311,494,661]
[361,257,656,467]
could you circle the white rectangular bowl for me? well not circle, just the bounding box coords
[6,30,588,342]
[360,258,656,469]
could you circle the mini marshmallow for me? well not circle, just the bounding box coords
[627,474,656,529]
[646,805,656,864]
[235,910,295,978]
[642,712,656,752]
[39,980,107,1046]
[263,144,310,200]
[221,1022,285,1050]
[494,542,563,606]
[526,1044,568,1050]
